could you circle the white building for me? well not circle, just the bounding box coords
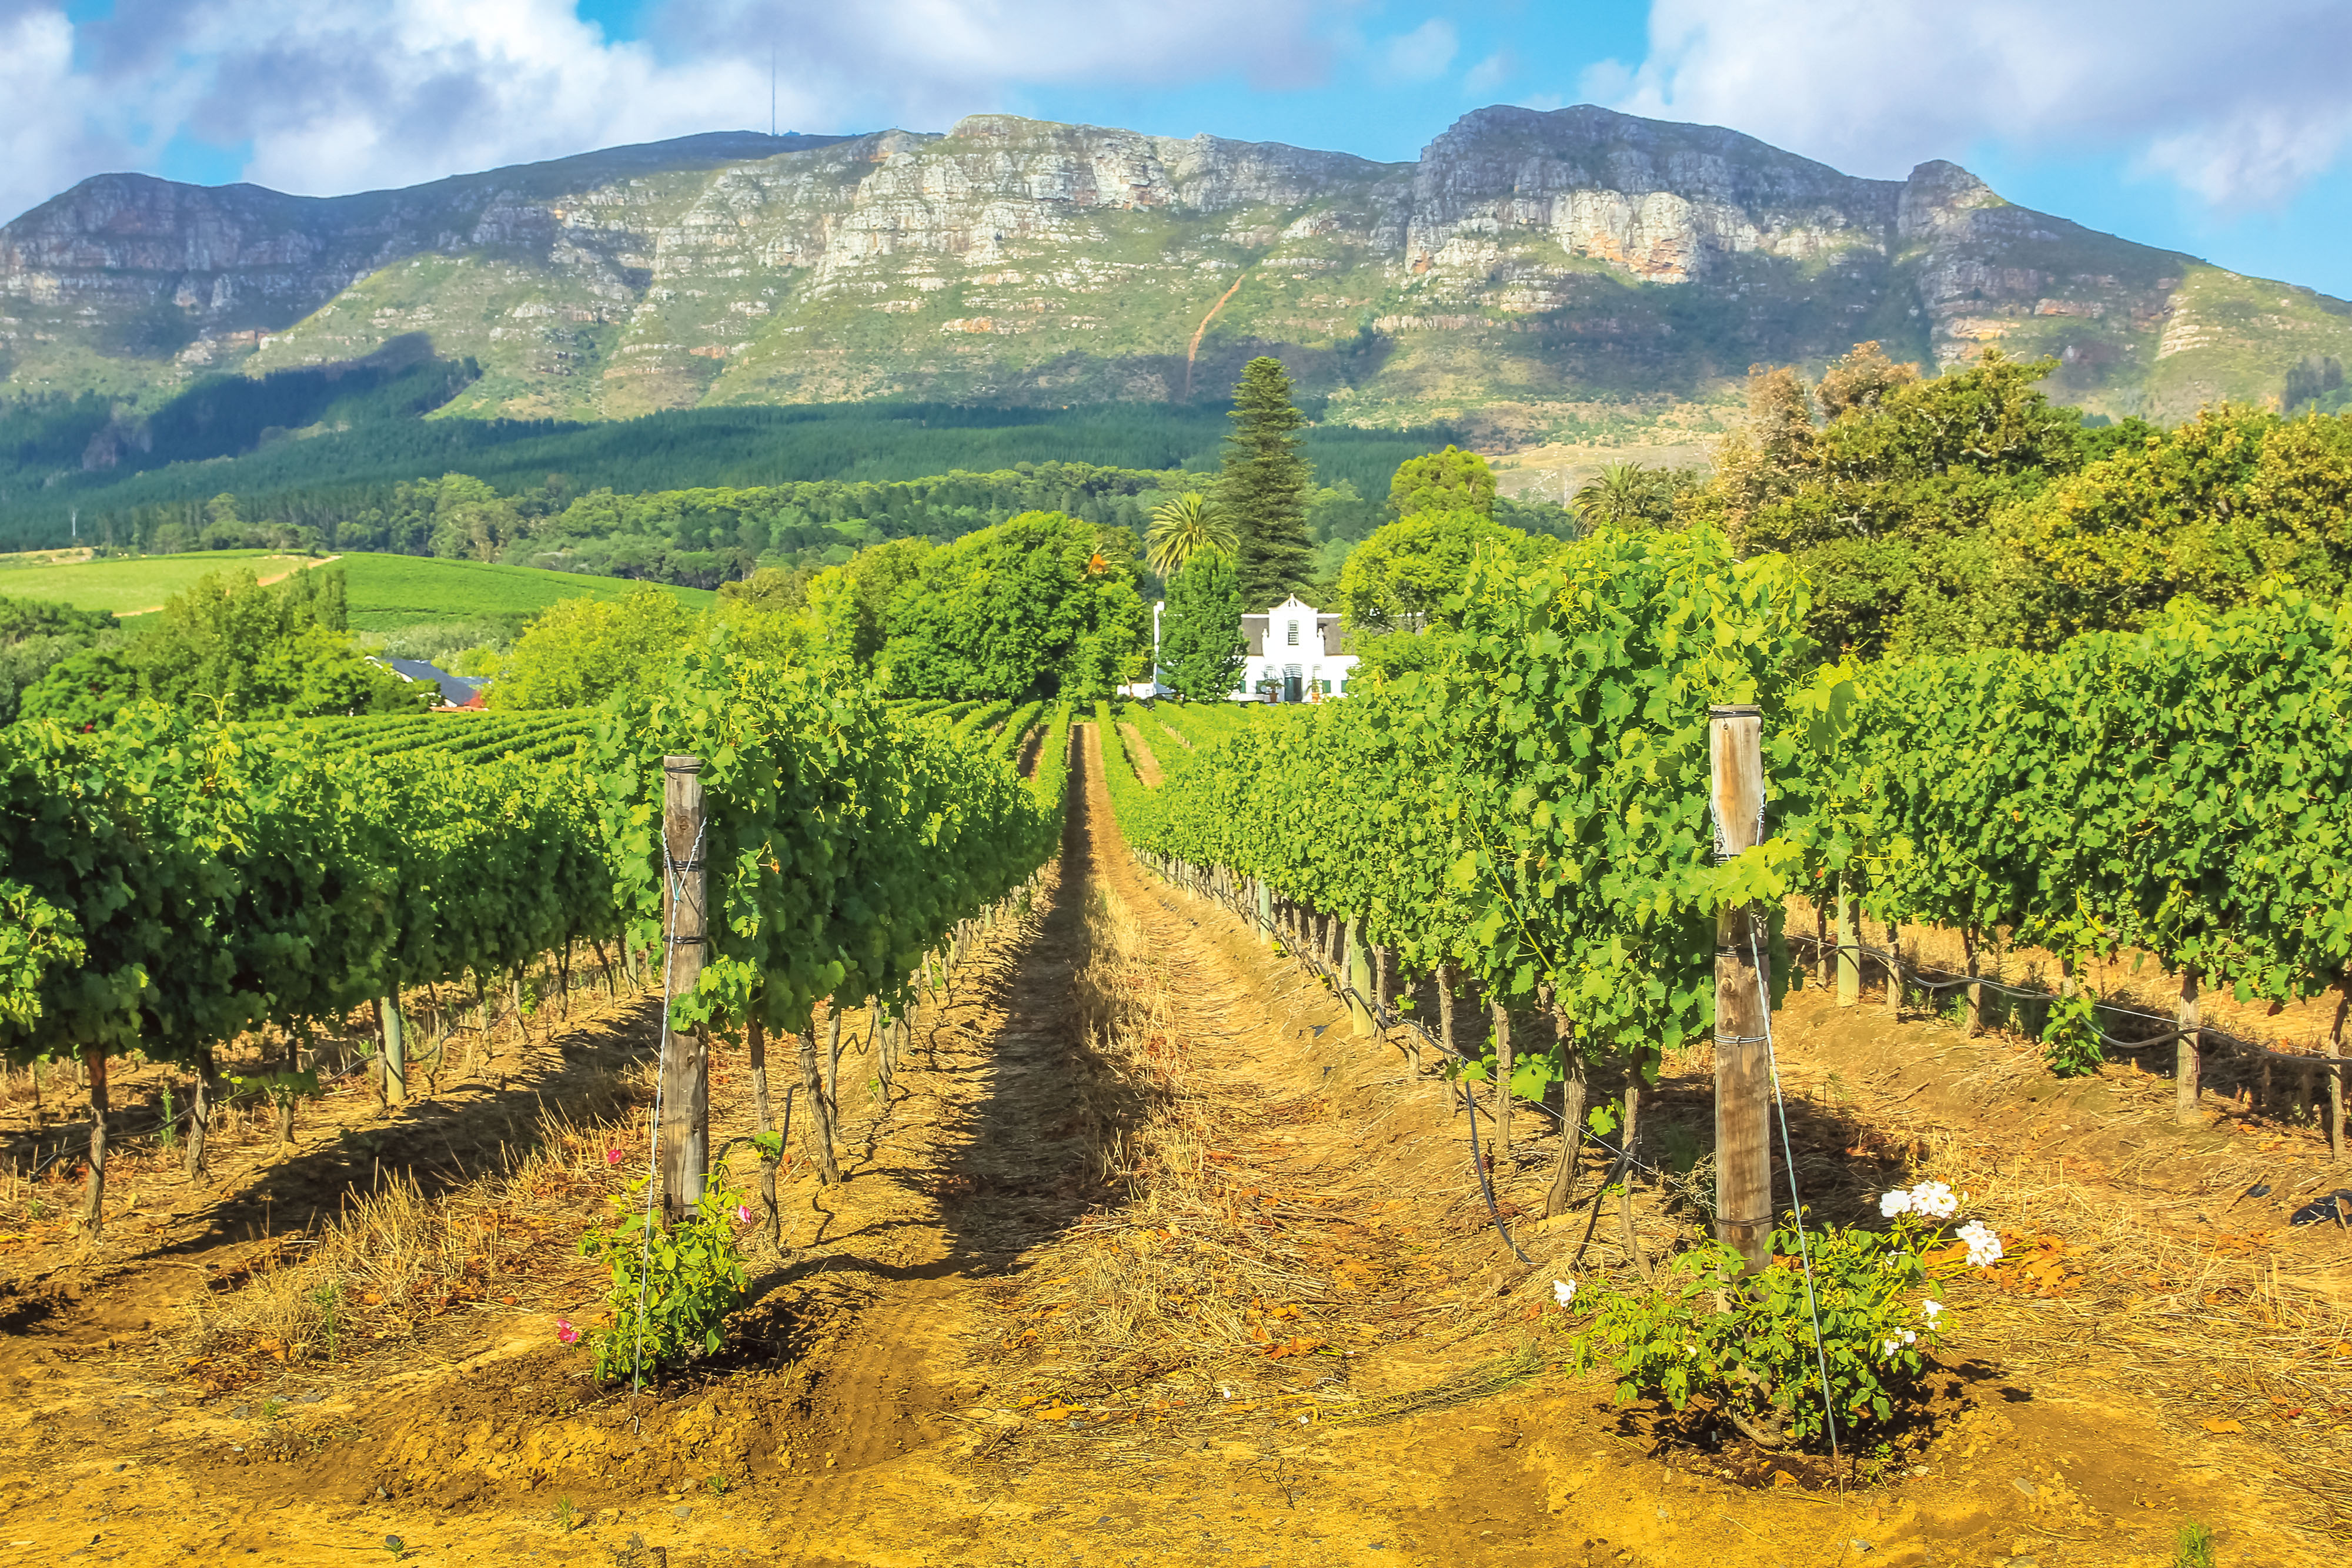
[1234,595,1357,703]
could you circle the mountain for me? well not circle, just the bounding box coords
[5,107,2348,438]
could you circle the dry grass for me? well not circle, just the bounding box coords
[988,885,1418,1422]
[1916,1126,2352,1534]
[187,1098,642,1366]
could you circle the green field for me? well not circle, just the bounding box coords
[333,553,715,631]
[0,550,318,616]
[0,549,715,630]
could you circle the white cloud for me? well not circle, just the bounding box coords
[1593,0,2352,209]
[0,0,1332,223]
[1462,49,1511,96]
[1379,18,1459,83]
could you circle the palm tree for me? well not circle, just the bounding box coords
[1146,492,1239,579]
[1573,462,1658,529]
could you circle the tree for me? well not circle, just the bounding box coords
[0,595,118,725]
[1699,344,2094,654]
[489,584,701,709]
[1159,547,1245,702]
[1574,463,1658,528]
[805,539,931,665]
[1217,357,1315,609]
[18,567,422,726]
[879,511,1145,701]
[1145,492,1238,578]
[1337,510,1553,635]
[2006,404,2352,640]
[1387,445,1496,519]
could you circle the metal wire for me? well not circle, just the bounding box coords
[1753,917,1839,1466]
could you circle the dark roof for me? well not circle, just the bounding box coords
[1242,615,1268,657]
[384,658,488,705]
[1317,616,1347,656]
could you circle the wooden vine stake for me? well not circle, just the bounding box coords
[659,755,710,1221]
[2174,966,2201,1128]
[1710,704,1772,1275]
[1345,920,1374,1038]
[1833,889,1860,1008]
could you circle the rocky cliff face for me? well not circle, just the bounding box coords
[3,108,2344,429]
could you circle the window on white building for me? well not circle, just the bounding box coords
[1286,621,1299,646]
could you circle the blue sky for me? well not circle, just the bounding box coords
[9,0,2349,297]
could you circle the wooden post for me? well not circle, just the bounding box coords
[659,755,710,1221]
[1257,880,1273,946]
[1491,1002,1512,1164]
[380,996,407,1107]
[1437,964,1456,1059]
[1962,928,1984,1037]
[2174,966,2201,1128]
[1883,918,1902,1018]
[81,1047,108,1243]
[183,1046,213,1181]
[1834,888,1860,1008]
[1710,704,1772,1275]
[1345,920,1374,1037]
[2331,979,2346,1165]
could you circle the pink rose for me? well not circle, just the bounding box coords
[556,1319,580,1346]
[735,1204,752,1223]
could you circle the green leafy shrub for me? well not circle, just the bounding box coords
[577,1179,750,1381]
[1568,1186,1994,1449]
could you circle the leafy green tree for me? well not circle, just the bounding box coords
[428,473,527,563]
[490,584,702,709]
[1387,445,1496,519]
[809,538,932,664]
[880,511,1145,701]
[2007,404,2352,640]
[1337,510,1554,635]
[1160,547,1245,702]
[1704,345,2093,654]
[18,567,422,726]
[1217,357,1315,609]
[0,596,118,725]
[1145,492,1237,578]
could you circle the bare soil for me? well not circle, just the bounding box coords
[0,725,2340,1566]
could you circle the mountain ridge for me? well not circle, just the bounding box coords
[4,106,2346,438]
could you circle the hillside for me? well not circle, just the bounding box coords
[5,107,2349,440]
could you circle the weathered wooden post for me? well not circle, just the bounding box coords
[2174,966,2202,1127]
[1834,887,1860,1008]
[81,1048,108,1242]
[378,997,407,1106]
[1710,704,1772,1274]
[1345,919,1374,1037]
[660,756,710,1220]
[1490,1002,1512,1163]
[1961,928,1984,1037]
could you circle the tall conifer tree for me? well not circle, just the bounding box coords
[1217,357,1315,609]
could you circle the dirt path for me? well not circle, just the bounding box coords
[0,726,2336,1565]
[1115,721,1164,787]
